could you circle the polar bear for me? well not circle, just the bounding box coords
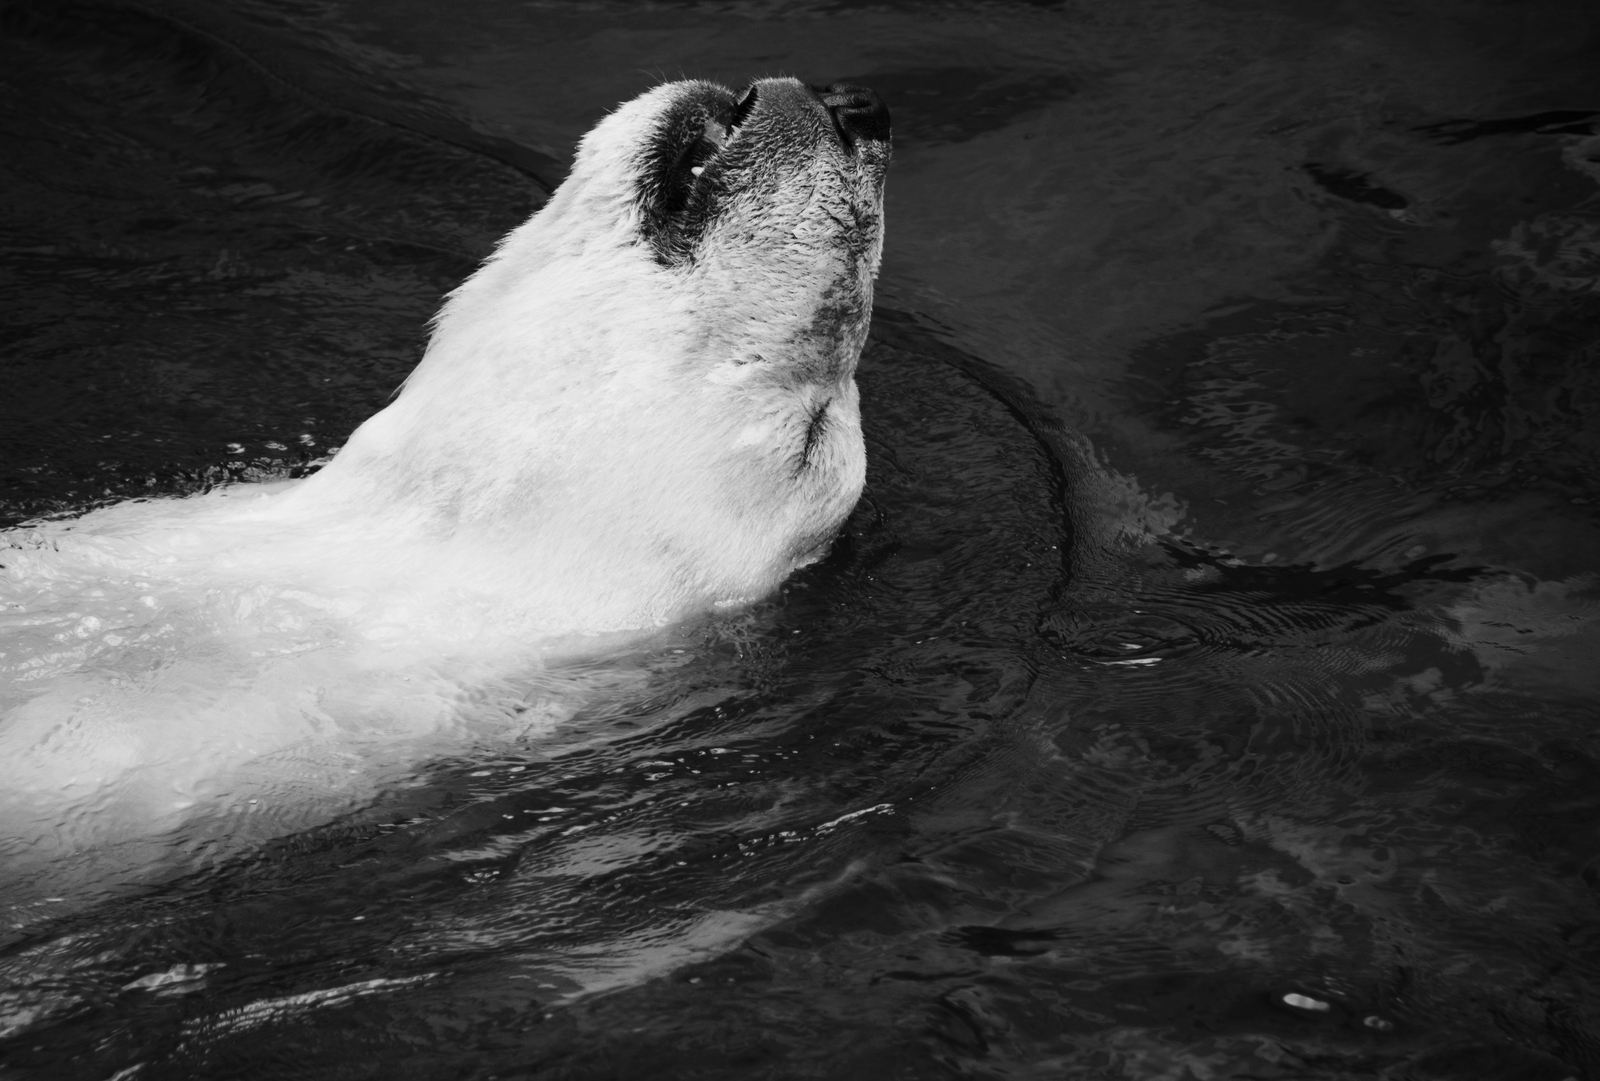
[0,78,890,901]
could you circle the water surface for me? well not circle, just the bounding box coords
[1,0,1598,1077]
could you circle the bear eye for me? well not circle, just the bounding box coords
[636,87,757,266]
[659,123,724,217]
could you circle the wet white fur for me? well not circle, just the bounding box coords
[0,79,885,893]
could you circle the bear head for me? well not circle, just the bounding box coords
[291,78,892,634]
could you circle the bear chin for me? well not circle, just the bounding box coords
[0,78,890,899]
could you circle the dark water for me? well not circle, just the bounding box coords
[2,0,1599,1077]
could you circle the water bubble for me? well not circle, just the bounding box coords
[1282,992,1331,1012]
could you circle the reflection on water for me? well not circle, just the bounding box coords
[2,0,1598,1077]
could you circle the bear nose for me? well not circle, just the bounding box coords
[818,83,891,147]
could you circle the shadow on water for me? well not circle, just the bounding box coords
[2,1,1599,1079]
[0,0,549,523]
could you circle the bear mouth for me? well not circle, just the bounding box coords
[635,79,889,267]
